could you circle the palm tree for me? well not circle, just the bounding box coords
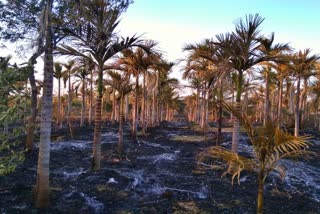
[214,14,289,152]
[54,62,63,128]
[114,45,158,141]
[291,49,319,136]
[197,102,310,214]
[158,71,179,122]
[58,0,152,170]
[184,94,197,121]
[73,65,90,127]
[105,70,132,154]
[268,63,291,128]
[151,60,174,127]
[61,60,76,137]
[35,0,53,208]
[258,33,291,125]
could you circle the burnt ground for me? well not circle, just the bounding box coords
[0,121,320,214]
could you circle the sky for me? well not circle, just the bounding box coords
[118,0,320,65]
[1,0,320,94]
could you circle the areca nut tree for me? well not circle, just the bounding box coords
[58,0,154,170]
[113,43,158,141]
[214,14,290,152]
[291,49,320,136]
[35,0,54,208]
[197,102,311,214]
[73,65,90,127]
[105,70,132,154]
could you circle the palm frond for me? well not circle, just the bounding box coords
[197,146,255,185]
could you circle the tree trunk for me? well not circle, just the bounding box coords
[257,174,264,214]
[201,86,208,133]
[264,71,270,126]
[80,81,85,127]
[124,95,129,121]
[57,77,62,128]
[165,103,170,121]
[217,81,223,145]
[151,86,156,127]
[132,75,138,142]
[117,94,124,154]
[67,69,73,138]
[89,69,94,125]
[299,78,308,129]
[92,63,103,171]
[111,89,116,124]
[141,70,146,135]
[232,71,242,152]
[277,78,283,128]
[35,1,53,208]
[195,86,200,123]
[294,75,301,137]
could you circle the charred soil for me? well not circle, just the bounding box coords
[1,121,319,213]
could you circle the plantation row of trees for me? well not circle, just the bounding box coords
[0,0,183,208]
[182,14,320,144]
[0,0,318,213]
[182,14,318,214]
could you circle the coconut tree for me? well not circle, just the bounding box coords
[105,70,132,154]
[197,102,310,214]
[291,49,319,136]
[58,0,153,170]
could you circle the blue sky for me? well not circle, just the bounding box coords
[118,0,320,62]
[1,0,319,94]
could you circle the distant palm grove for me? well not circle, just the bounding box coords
[0,0,319,213]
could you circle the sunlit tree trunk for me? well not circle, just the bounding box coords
[217,80,223,145]
[124,95,129,121]
[117,93,124,154]
[141,70,146,135]
[132,75,138,142]
[264,70,270,126]
[35,1,53,207]
[111,89,116,124]
[277,78,283,128]
[201,86,208,133]
[294,75,301,137]
[289,85,295,114]
[151,86,156,127]
[299,78,308,129]
[232,71,243,152]
[92,63,104,171]
[195,86,200,123]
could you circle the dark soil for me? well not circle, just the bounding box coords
[0,121,319,213]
